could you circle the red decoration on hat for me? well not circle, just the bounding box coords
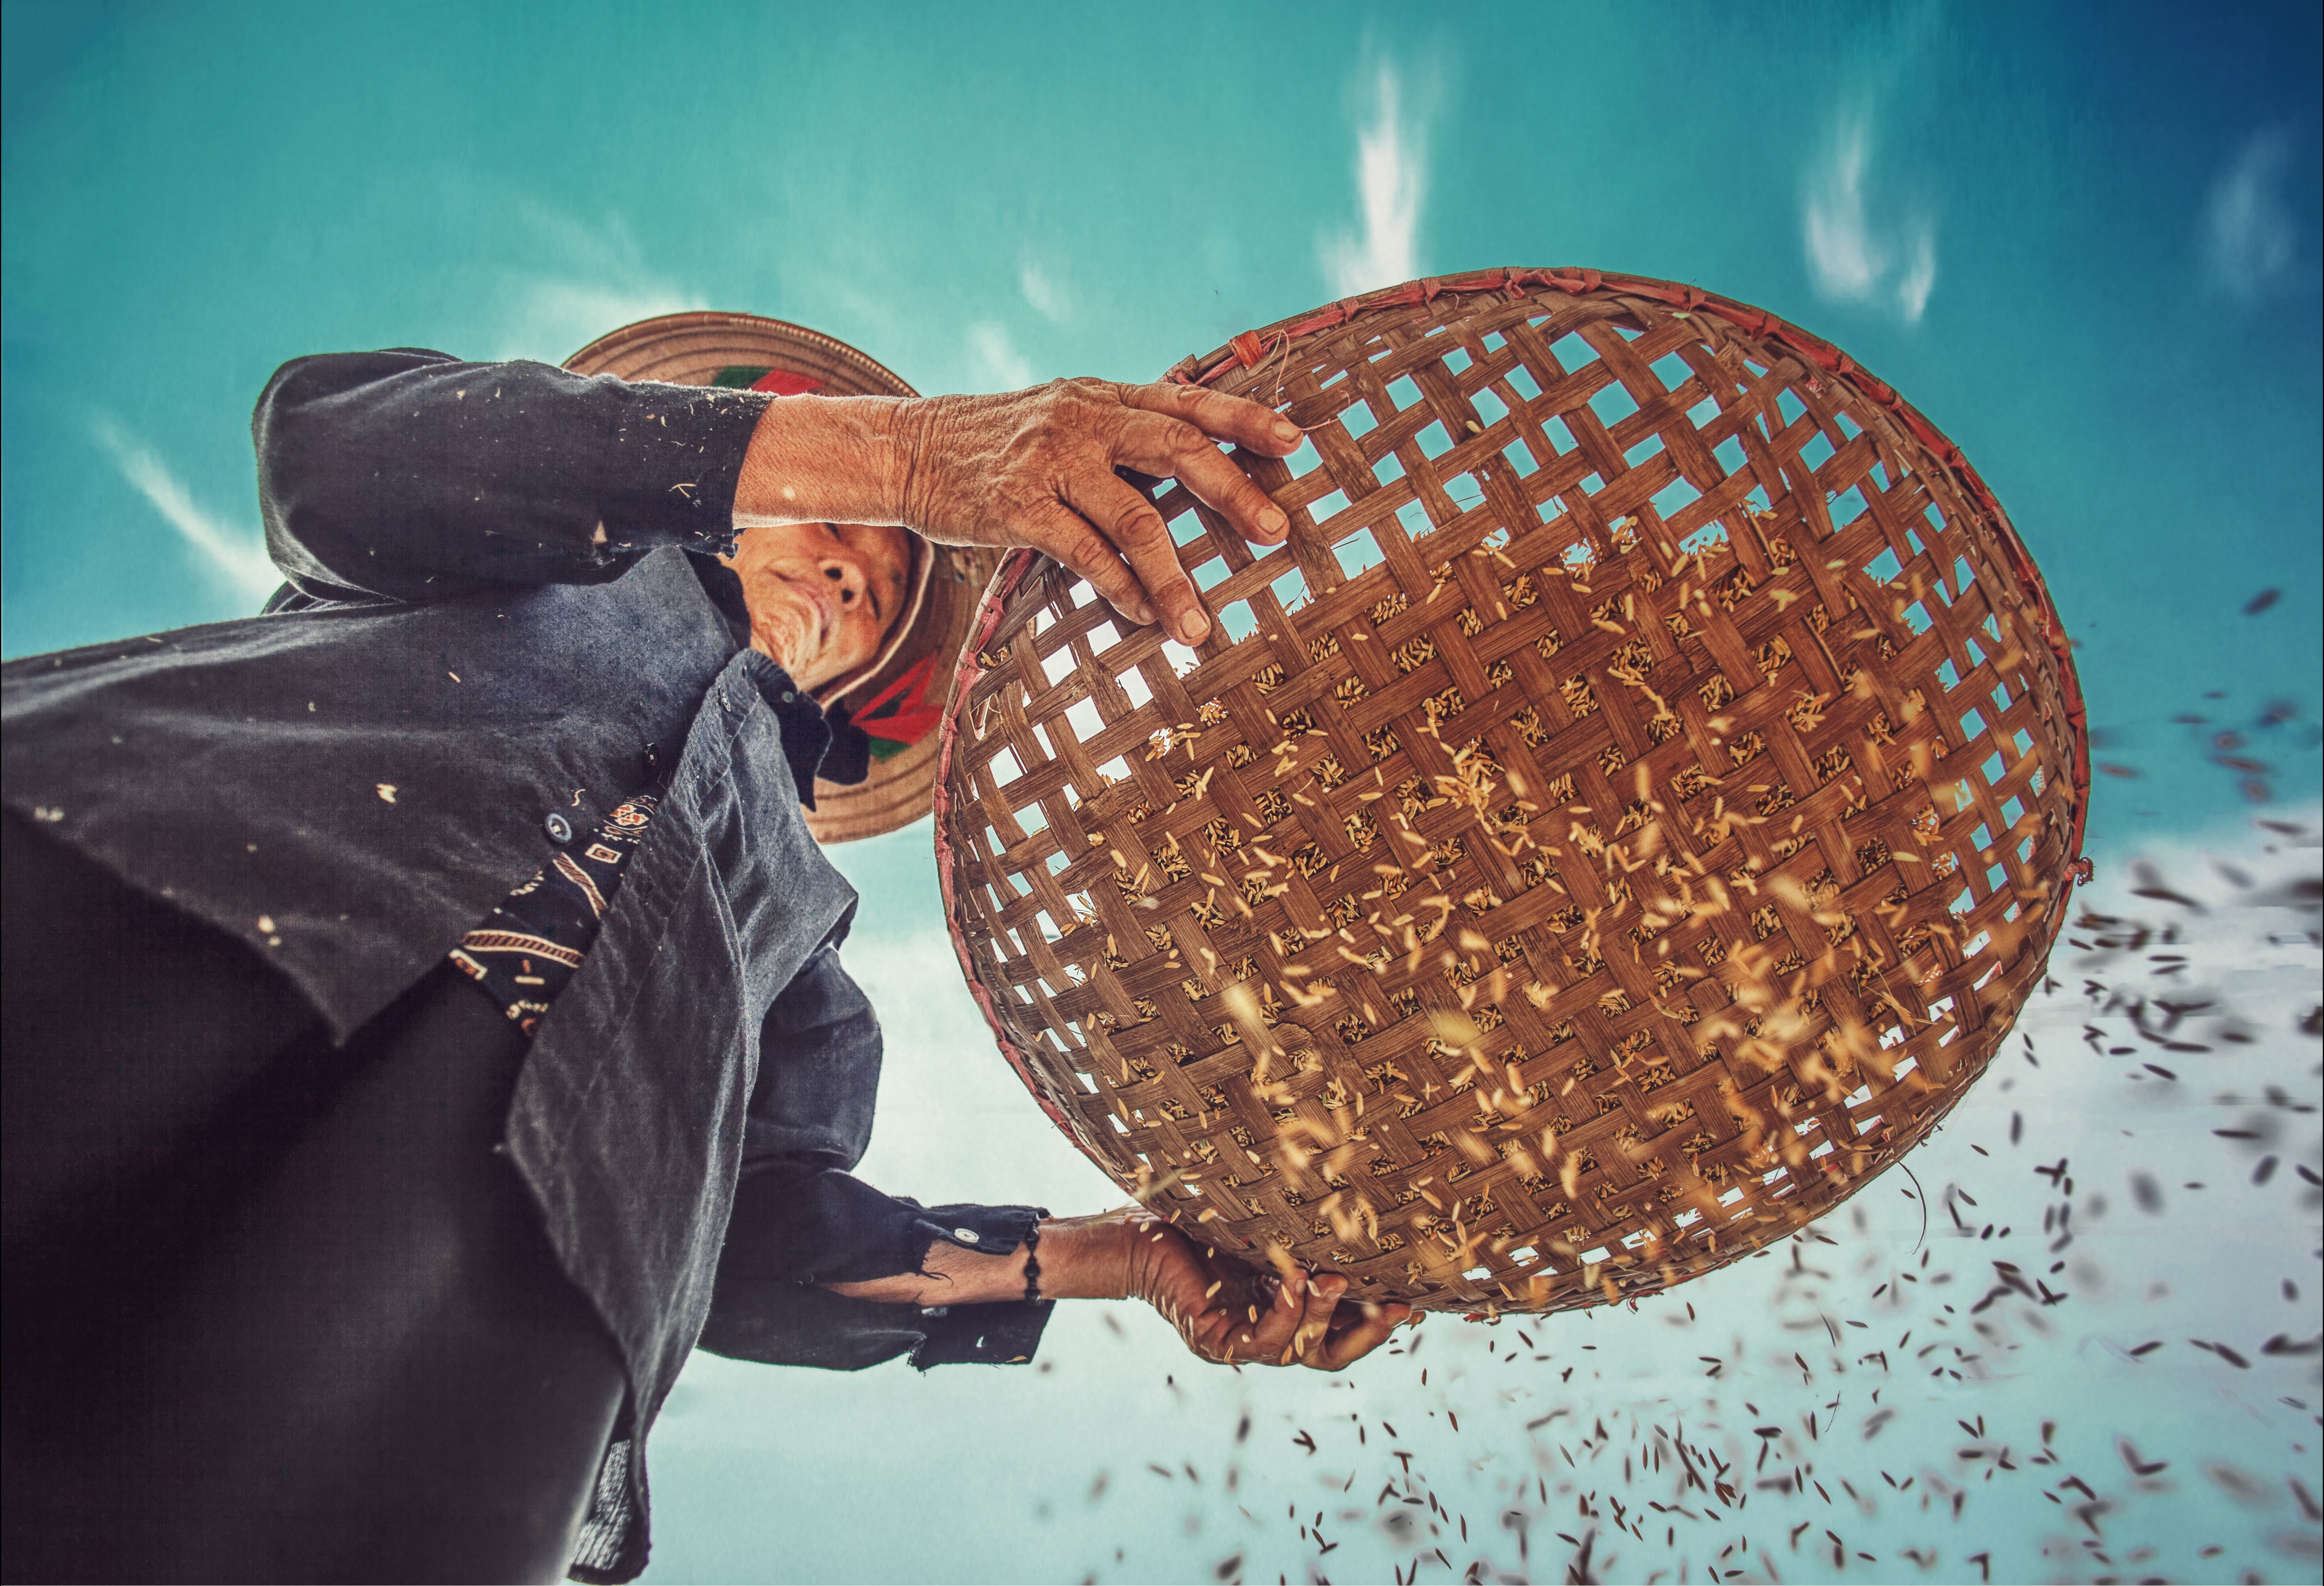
[853,651,945,761]
[751,369,826,396]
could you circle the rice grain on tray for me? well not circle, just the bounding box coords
[933,268,2092,1315]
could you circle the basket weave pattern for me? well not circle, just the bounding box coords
[935,269,2088,1314]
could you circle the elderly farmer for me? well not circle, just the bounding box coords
[0,314,1409,1584]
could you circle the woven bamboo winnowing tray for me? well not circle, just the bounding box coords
[933,268,2090,1316]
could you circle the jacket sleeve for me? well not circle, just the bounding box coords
[251,349,773,603]
[697,944,1055,1372]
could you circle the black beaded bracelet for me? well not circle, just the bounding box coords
[1022,1225,1043,1304]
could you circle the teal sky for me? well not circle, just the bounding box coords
[4,4,2318,1582]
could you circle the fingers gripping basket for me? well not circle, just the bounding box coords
[934,268,2090,1316]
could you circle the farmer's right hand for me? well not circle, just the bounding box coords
[1114,1211,1411,1370]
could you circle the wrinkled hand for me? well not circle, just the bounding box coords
[735,378,1299,646]
[1121,1213,1410,1370]
[891,380,1301,646]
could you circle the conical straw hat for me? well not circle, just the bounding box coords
[567,311,997,843]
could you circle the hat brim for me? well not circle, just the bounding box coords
[566,311,997,845]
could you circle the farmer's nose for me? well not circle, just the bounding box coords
[820,555,867,608]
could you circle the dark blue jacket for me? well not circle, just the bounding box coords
[0,351,1048,1583]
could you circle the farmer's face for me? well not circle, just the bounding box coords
[724,522,913,690]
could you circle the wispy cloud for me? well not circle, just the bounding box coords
[1320,59,1430,298]
[965,320,1035,390]
[489,204,705,362]
[89,414,279,602]
[496,280,705,364]
[1802,113,1938,325]
[1018,257,1071,324]
[2201,128,2308,301]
